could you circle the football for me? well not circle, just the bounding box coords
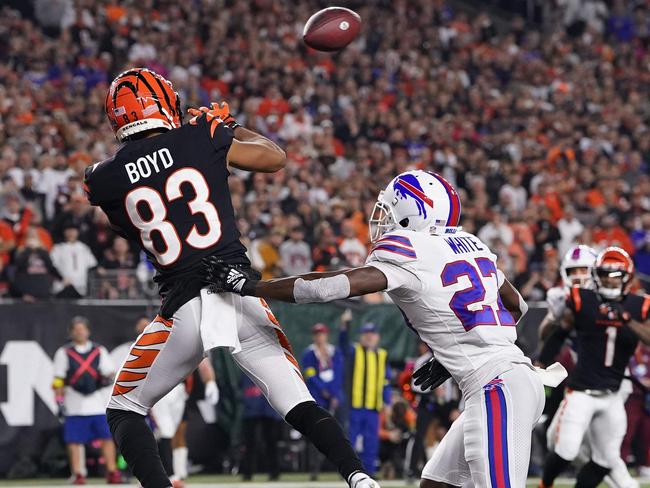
[302,7,361,51]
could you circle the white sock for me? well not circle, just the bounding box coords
[173,447,188,479]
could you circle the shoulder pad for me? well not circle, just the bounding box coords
[368,232,418,264]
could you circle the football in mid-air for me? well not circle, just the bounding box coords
[303,7,361,52]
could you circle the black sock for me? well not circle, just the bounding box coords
[285,401,364,482]
[158,438,173,477]
[575,461,610,488]
[106,408,171,488]
[542,452,571,487]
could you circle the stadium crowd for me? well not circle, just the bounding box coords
[0,0,649,301]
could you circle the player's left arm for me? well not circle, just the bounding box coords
[254,266,388,303]
[625,297,650,345]
[204,258,389,302]
[498,277,528,323]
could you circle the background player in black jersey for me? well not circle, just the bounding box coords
[538,247,650,488]
[84,68,379,488]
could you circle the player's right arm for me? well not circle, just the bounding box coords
[188,102,286,173]
[227,126,286,173]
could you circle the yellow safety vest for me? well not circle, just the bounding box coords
[351,344,387,411]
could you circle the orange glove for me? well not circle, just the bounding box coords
[188,101,236,126]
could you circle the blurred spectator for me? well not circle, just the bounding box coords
[250,228,285,280]
[52,316,121,485]
[593,214,635,255]
[631,214,650,292]
[339,221,367,267]
[302,323,344,481]
[379,398,416,479]
[10,230,60,300]
[478,213,513,249]
[0,219,15,266]
[557,206,584,257]
[313,223,346,272]
[51,223,97,298]
[279,227,312,276]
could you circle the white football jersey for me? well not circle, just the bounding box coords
[366,229,531,396]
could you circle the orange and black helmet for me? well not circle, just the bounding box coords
[105,68,182,142]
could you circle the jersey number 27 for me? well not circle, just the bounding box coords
[441,258,515,331]
[125,168,222,266]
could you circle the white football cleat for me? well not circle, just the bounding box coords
[349,472,381,488]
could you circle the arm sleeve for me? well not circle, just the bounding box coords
[53,348,68,379]
[366,261,422,292]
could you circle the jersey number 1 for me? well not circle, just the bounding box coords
[441,258,515,331]
[125,168,222,265]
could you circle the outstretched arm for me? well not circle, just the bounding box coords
[254,266,388,303]
[227,126,286,173]
[204,258,389,303]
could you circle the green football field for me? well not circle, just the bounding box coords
[0,474,648,487]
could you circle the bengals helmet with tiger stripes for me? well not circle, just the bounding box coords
[593,246,634,300]
[105,68,182,142]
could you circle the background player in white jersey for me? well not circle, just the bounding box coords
[205,169,567,488]
[539,245,598,341]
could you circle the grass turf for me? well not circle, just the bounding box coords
[0,474,648,487]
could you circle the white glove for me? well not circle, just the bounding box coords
[349,472,381,488]
[204,381,219,405]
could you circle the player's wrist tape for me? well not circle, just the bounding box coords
[293,275,351,303]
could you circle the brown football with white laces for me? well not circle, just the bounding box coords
[303,7,361,52]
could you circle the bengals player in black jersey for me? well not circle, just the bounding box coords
[538,247,650,488]
[85,68,379,488]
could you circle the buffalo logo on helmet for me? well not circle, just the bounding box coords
[393,174,433,219]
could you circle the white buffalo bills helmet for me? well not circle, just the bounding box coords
[560,245,598,288]
[369,170,461,242]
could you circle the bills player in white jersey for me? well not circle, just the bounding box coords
[539,245,598,341]
[205,170,566,488]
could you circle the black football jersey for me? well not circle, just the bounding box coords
[565,286,650,391]
[84,116,248,316]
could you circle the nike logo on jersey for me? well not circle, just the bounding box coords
[444,236,484,254]
[125,147,174,184]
